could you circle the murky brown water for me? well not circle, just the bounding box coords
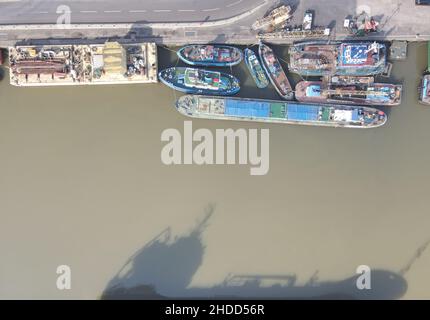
[0,43,429,299]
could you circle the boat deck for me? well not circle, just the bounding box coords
[295,80,402,106]
[179,45,242,66]
[289,44,337,74]
[176,95,387,128]
[195,97,374,124]
[184,68,221,90]
[290,42,386,76]
[260,44,293,99]
[9,43,158,86]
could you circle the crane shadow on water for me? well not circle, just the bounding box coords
[101,204,407,300]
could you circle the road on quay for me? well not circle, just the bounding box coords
[0,0,267,24]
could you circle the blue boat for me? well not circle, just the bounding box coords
[244,48,269,89]
[177,45,243,67]
[159,67,240,96]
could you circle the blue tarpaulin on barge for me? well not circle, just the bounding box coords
[286,104,320,121]
[225,100,271,118]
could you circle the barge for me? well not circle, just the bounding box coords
[176,95,387,128]
[295,80,402,106]
[289,41,387,76]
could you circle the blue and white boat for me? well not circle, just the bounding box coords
[159,67,240,96]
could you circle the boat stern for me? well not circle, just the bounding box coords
[365,108,388,128]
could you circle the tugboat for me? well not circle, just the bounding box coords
[176,95,387,129]
[289,41,387,76]
[259,43,294,100]
[159,67,240,95]
[295,80,402,106]
[177,45,243,67]
[244,48,269,89]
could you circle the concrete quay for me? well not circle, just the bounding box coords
[0,0,429,47]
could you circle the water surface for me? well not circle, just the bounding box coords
[0,43,429,299]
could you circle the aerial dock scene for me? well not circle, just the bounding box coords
[2,2,426,129]
[2,0,430,302]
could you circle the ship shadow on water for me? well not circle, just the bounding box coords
[102,204,215,300]
[101,204,407,300]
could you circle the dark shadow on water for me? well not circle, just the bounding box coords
[103,204,214,299]
[102,205,408,300]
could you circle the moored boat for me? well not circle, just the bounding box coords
[419,41,430,105]
[244,48,269,89]
[176,95,387,128]
[295,80,402,106]
[159,67,240,95]
[259,43,294,100]
[419,73,430,105]
[289,41,387,76]
[177,45,243,67]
